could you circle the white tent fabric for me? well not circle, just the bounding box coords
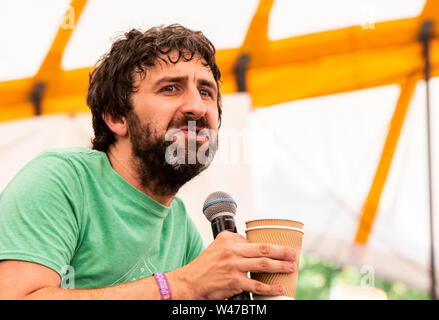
[0,113,93,191]
[269,0,426,39]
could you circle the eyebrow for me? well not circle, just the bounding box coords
[154,76,218,95]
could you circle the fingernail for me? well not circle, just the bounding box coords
[288,263,296,272]
[277,285,285,294]
[290,249,296,260]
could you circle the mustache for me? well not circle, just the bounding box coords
[167,117,210,131]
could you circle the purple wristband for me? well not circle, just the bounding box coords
[153,273,172,300]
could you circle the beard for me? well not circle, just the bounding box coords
[126,111,218,197]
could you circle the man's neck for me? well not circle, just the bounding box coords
[105,143,175,207]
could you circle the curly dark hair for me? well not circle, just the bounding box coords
[86,24,222,152]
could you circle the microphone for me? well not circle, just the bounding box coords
[203,191,250,300]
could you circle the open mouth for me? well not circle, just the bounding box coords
[179,126,209,142]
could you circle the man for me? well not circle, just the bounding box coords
[0,24,296,299]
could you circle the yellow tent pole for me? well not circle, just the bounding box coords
[354,76,418,244]
[421,0,439,28]
[35,0,88,82]
[239,0,274,68]
[25,0,88,116]
[353,0,437,245]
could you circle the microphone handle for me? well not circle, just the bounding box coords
[212,216,251,300]
[211,215,237,238]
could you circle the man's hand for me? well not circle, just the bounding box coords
[168,230,297,300]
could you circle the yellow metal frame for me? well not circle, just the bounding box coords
[1,0,438,245]
[354,76,418,244]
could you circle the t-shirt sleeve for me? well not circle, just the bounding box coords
[184,213,205,264]
[0,152,83,278]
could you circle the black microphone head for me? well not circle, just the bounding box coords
[202,191,237,222]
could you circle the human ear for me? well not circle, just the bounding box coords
[102,112,128,137]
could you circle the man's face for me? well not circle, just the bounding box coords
[126,51,219,195]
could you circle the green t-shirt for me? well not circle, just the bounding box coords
[0,147,205,289]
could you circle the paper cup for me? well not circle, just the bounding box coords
[245,219,304,300]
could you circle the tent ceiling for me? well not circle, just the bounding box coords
[0,0,72,81]
[0,0,427,82]
[61,0,260,70]
[269,0,426,40]
[0,0,437,123]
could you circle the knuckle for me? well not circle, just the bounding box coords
[284,247,292,259]
[259,244,271,256]
[259,258,271,270]
[225,278,235,290]
[225,259,238,271]
[222,245,235,258]
[216,231,230,241]
[254,281,265,294]
[218,231,243,245]
[231,287,243,296]
[227,273,241,288]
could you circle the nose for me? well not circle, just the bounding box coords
[180,86,207,120]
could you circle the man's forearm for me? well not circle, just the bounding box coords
[23,270,193,300]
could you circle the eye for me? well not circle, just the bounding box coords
[199,88,212,98]
[161,85,175,93]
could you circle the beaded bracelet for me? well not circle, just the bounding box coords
[153,273,172,300]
